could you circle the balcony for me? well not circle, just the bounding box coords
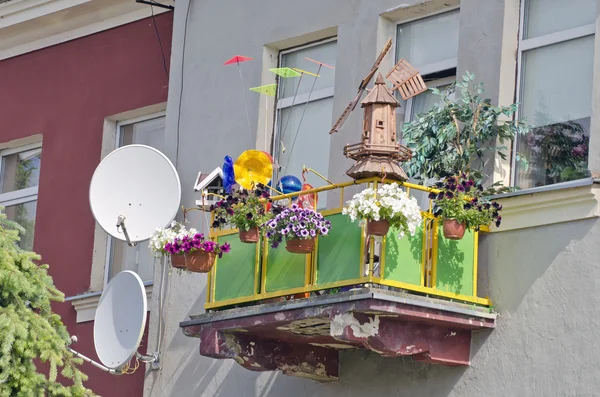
[180,179,496,381]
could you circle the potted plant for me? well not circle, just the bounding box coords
[403,72,531,186]
[264,204,331,254]
[149,221,231,272]
[343,183,422,238]
[211,186,272,243]
[429,174,503,240]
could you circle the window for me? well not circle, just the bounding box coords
[106,114,166,284]
[396,10,459,123]
[515,0,595,188]
[0,143,41,251]
[274,39,336,206]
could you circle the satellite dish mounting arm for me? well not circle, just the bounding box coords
[116,215,136,247]
[67,346,121,375]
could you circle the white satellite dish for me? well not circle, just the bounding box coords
[93,271,148,370]
[89,144,181,244]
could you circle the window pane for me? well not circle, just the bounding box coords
[109,115,166,282]
[280,41,336,98]
[110,240,156,282]
[1,148,41,193]
[516,37,593,188]
[396,10,459,68]
[410,83,453,120]
[524,0,596,39]
[4,201,36,251]
[277,97,333,208]
[120,116,166,152]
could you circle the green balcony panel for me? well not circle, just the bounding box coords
[214,234,257,302]
[435,226,474,296]
[265,244,307,292]
[316,214,362,285]
[383,225,423,285]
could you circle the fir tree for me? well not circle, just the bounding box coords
[0,212,95,396]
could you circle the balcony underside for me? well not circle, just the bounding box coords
[181,288,495,382]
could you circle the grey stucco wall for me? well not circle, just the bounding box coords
[145,0,600,395]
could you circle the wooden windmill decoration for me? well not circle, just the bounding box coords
[331,37,427,181]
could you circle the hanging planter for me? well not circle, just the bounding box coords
[429,174,503,240]
[239,227,259,243]
[442,219,466,240]
[170,254,186,269]
[285,237,316,254]
[211,187,273,244]
[149,221,232,273]
[343,183,422,240]
[366,220,390,236]
[264,204,331,254]
[185,251,216,273]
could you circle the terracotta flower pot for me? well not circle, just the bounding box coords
[239,227,259,243]
[285,238,315,254]
[171,254,186,269]
[185,251,216,273]
[367,220,390,236]
[443,219,466,240]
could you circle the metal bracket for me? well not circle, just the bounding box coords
[136,351,161,370]
[116,215,136,247]
[135,0,174,10]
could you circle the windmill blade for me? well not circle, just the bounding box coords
[386,59,427,100]
[329,38,393,135]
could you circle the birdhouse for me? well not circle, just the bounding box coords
[194,167,224,210]
[344,73,412,181]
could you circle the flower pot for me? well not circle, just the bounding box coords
[185,251,216,273]
[171,254,186,269]
[239,227,259,243]
[443,219,466,240]
[285,238,315,254]
[367,220,390,236]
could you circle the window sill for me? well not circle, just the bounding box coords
[491,178,599,232]
[66,283,153,323]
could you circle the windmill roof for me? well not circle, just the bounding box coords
[361,73,400,107]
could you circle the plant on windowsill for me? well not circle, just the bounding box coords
[342,183,422,238]
[429,174,503,240]
[264,204,331,254]
[403,72,531,189]
[149,221,231,273]
[211,186,273,243]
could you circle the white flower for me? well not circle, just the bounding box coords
[343,183,422,239]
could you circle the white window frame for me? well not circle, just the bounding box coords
[394,8,459,123]
[272,37,336,180]
[512,0,595,186]
[103,110,166,289]
[0,142,41,207]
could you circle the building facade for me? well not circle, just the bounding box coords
[145,0,600,396]
[0,1,173,395]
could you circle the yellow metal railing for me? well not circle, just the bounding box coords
[206,178,490,310]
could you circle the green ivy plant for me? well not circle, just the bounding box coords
[0,212,94,396]
[403,72,531,186]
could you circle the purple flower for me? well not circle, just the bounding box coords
[202,241,215,252]
[445,192,454,199]
[227,208,234,215]
[266,231,273,238]
[292,225,298,232]
[194,233,204,240]
[268,221,277,228]
[246,212,253,220]
[316,213,323,220]
[290,216,298,222]
[281,228,289,235]
[299,221,306,228]
[193,239,202,248]
[271,241,279,249]
[457,185,465,192]
[183,242,192,252]
[320,227,329,236]
[301,229,309,238]
[309,229,316,237]
[428,192,436,199]
[291,204,299,210]
[221,242,231,253]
